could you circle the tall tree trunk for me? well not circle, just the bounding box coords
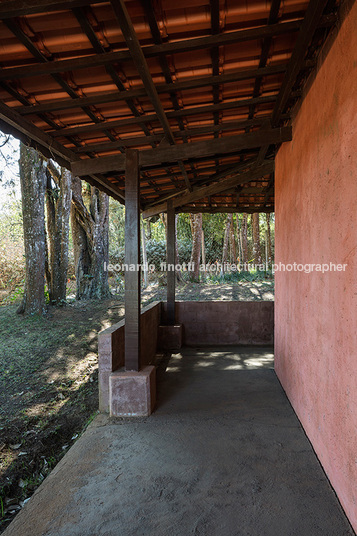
[17,144,46,315]
[266,213,272,267]
[175,214,183,282]
[252,213,262,265]
[71,176,110,300]
[221,214,232,273]
[189,213,202,281]
[230,217,236,264]
[241,214,248,264]
[145,218,151,240]
[45,162,72,304]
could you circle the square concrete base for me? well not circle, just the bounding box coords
[109,366,156,417]
[158,324,183,352]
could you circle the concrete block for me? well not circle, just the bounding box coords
[157,324,183,352]
[109,366,156,417]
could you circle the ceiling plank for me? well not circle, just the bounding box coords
[71,127,291,176]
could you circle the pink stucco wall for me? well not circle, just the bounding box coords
[275,3,357,531]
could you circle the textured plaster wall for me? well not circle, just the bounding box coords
[274,3,357,530]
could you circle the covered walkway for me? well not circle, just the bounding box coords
[4,347,353,536]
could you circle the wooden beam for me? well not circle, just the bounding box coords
[0,16,334,81]
[71,127,291,176]
[0,100,74,165]
[111,0,174,144]
[111,0,193,191]
[3,17,108,140]
[247,0,281,123]
[124,150,141,371]
[13,63,289,114]
[0,0,108,18]
[72,117,275,154]
[51,94,284,138]
[166,201,176,325]
[179,206,274,214]
[272,0,330,126]
[142,160,274,218]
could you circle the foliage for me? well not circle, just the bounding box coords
[146,239,166,269]
[0,199,24,299]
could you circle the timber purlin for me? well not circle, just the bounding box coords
[0,0,340,213]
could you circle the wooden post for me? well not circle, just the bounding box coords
[166,200,175,325]
[125,149,141,371]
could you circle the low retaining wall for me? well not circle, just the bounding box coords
[98,300,274,413]
[161,301,274,346]
[98,301,161,412]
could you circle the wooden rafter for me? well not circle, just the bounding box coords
[110,0,192,191]
[256,0,331,167]
[50,94,293,139]
[0,0,339,214]
[0,17,335,80]
[142,160,275,218]
[71,127,292,176]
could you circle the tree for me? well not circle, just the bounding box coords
[229,216,236,263]
[175,214,183,282]
[17,144,46,315]
[45,162,72,304]
[189,213,202,281]
[221,213,232,273]
[71,176,110,300]
[266,213,272,267]
[252,213,262,265]
[241,213,249,264]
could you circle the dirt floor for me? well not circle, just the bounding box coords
[2,347,353,536]
[0,279,273,533]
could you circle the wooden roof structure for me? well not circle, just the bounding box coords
[0,0,339,215]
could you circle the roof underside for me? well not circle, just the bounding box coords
[0,0,339,214]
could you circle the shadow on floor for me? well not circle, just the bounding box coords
[3,347,354,536]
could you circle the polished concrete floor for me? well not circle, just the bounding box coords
[4,347,354,536]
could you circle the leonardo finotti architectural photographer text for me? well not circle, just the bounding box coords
[104,262,348,274]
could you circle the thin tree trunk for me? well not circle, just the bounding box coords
[266,213,272,267]
[230,217,236,264]
[252,213,262,265]
[145,218,151,240]
[221,214,232,274]
[236,216,242,263]
[175,214,183,282]
[189,213,202,281]
[241,213,248,265]
[201,227,206,278]
[17,144,46,315]
[71,176,110,300]
[45,162,72,304]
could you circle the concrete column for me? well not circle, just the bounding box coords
[124,149,141,371]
